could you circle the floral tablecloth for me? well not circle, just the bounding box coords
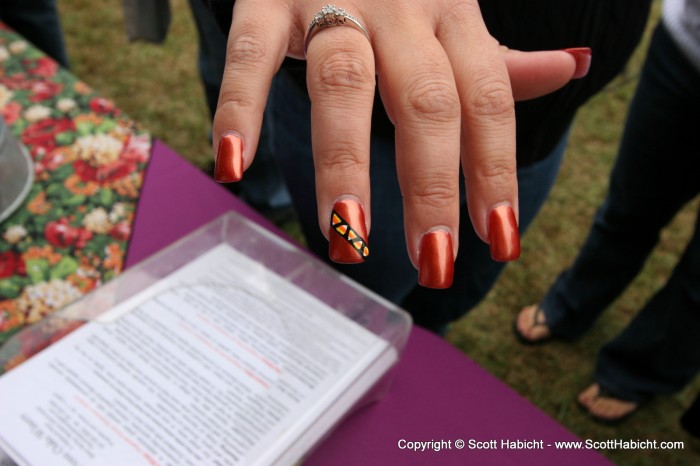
[0,23,152,369]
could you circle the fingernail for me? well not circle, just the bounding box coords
[215,132,243,183]
[418,229,454,289]
[562,47,592,79]
[329,199,369,264]
[488,205,520,262]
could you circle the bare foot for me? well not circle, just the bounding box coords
[515,304,551,343]
[578,383,638,422]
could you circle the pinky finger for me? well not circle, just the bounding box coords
[504,48,592,101]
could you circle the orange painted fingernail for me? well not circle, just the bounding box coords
[214,132,243,183]
[329,199,369,264]
[418,229,454,289]
[562,47,592,79]
[488,205,520,262]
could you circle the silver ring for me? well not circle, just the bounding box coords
[304,4,370,57]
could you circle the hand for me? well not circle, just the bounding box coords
[212,0,590,288]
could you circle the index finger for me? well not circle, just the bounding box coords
[212,0,291,183]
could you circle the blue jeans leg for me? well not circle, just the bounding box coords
[539,23,700,401]
[0,0,69,68]
[187,0,226,120]
[541,23,700,341]
[595,209,700,402]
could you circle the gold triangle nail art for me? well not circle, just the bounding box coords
[330,209,369,258]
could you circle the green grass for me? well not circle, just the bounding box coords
[59,0,212,169]
[55,1,699,464]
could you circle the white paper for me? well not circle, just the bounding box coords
[0,245,396,466]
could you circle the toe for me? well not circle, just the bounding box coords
[515,305,534,336]
[516,304,539,338]
[589,397,637,421]
[516,304,551,341]
[578,383,600,406]
[578,384,638,421]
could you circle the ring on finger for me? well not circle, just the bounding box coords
[304,4,370,57]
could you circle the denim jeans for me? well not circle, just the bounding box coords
[0,0,69,68]
[541,23,700,403]
[268,66,571,333]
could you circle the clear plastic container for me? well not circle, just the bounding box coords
[0,212,412,466]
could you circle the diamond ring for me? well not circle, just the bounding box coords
[304,4,370,57]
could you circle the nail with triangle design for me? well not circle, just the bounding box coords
[329,199,369,263]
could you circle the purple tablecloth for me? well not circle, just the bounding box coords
[127,141,611,466]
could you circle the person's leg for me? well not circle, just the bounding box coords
[681,393,700,439]
[0,0,69,67]
[579,207,700,421]
[539,23,700,339]
[187,0,226,120]
[572,22,700,422]
[593,206,700,404]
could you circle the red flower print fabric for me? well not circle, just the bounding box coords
[0,23,152,371]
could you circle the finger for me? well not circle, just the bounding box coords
[376,24,461,289]
[437,1,519,262]
[306,17,376,264]
[212,0,290,183]
[378,47,590,117]
[504,48,592,101]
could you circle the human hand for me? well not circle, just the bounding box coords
[212,0,590,288]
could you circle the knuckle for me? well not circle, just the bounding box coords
[466,73,514,120]
[311,49,374,95]
[404,173,459,209]
[227,30,269,67]
[441,0,477,29]
[474,157,516,183]
[217,31,270,112]
[217,87,257,113]
[401,73,460,123]
[316,141,368,173]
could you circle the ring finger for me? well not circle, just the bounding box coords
[305,4,376,264]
